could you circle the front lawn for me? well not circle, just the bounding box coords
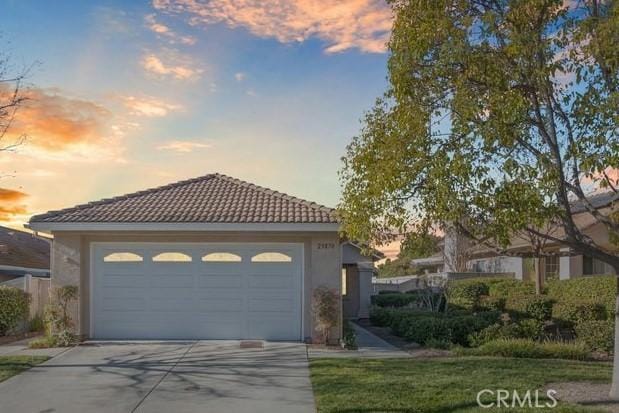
[310,357,612,412]
[0,356,49,383]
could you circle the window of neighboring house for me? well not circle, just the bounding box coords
[251,252,292,262]
[341,268,347,296]
[103,252,143,262]
[583,256,610,275]
[202,252,242,262]
[544,255,560,279]
[152,252,192,262]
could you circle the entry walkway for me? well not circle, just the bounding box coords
[307,322,410,359]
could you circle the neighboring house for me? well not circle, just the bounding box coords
[27,173,375,342]
[413,191,618,281]
[0,225,50,283]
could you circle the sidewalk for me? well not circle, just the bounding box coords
[307,322,410,358]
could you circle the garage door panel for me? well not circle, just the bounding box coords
[197,297,243,312]
[247,274,294,289]
[248,297,295,312]
[197,274,242,288]
[101,297,147,311]
[100,274,148,288]
[93,243,303,340]
[151,274,194,287]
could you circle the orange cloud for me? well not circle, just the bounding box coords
[152,0,393,54]
[141,52,203,80]
[1,85,111,152]
[0,188,28,222]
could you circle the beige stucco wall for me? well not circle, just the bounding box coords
[50,230,341,342]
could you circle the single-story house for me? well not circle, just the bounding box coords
[0,225,50,283]
[27,173,375,342]
[413,191,618,281]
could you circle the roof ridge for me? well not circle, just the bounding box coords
[213,173,335,213]
[30,174,219,222]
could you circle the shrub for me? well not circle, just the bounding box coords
[369,306,397,327]
[312,286,340,344]
[0,286,30,336]
[342,320,357,350]
[45,285,79,347]
[372,293,419,308]
[524,296,554,322]
[448,281,489,310]
[553,301,607,327]
[401,311,499,346]
[486,279,536,298]
[546,276,615,317]
[457,338,589,360]
[468,319,544,347]
[575,320,614,353]
[479,296,506,312]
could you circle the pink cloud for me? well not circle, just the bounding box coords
[152,0,392,54]
[141,52,203,80]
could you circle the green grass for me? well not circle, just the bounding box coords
[310,357,612,412]
[0,356,49,383]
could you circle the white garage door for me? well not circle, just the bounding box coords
[91,243,303,340]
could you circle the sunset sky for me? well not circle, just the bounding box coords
[0,0,391,231]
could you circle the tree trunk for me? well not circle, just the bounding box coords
[610,274,619,398]
[534,257,544,295]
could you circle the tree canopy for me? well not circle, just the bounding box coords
[339,0,619,270]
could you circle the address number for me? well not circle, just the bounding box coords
[317,242,336,250]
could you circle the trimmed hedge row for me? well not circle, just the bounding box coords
[369,306,500,346]
[457,338,590,360]
[371,292,420,308]
[0,286,30,336]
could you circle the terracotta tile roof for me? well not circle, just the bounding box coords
[29,173,338,224]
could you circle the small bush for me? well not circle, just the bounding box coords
[553,301,607,327]
[575,320,614,353]
[448,281,489,310]
[342,320,357,350]
[546,276,615,317]
[486,279,536,298]
[401,311,499,346]
[505,295,553,321]
[312,286,340,344]
[44,285,79,347]
[372,293,420,308]
[479,296,506,312]
[369,306,397,327]
[0,286,30,336]
[424,338,451,350]
[458,338,589,360]
[468,319,544,347]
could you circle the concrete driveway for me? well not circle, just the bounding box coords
[0,341,316,413]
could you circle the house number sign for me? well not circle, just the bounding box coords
[317,242,336,250]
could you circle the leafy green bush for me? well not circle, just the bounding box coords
[468,320,544,347]
[478,296,506,312]
[448,281,489,310]
[369,306,398,327]
[401,311,499,346]
[486,279,536,298]
[44,285,79,347]
[553,301,607,327]
[0,286,30,336]
[29,314,45,333]
[372,293,419,308]
[457,339,589,360]
[504,295,553,321]
[575,320,614,353]
[546,276,615,317]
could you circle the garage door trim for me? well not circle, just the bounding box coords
[89,242,305,340]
